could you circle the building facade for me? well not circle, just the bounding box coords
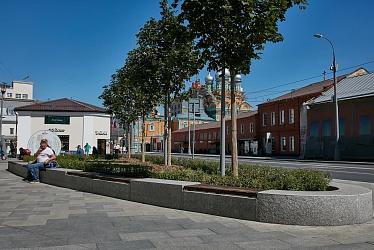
[257,68,368,156]
[15,98,111,155]
[306,72,374,160]
[171,111,258,155]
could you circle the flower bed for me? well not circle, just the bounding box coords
[23,154,331,191]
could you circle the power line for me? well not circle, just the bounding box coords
[248,60,374,96]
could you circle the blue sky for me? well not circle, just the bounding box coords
[0,0,373,109]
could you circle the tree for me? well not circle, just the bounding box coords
[99,48,161,161]
[99,68,138,158]
[136,0,201,166]
[174,0,308,177]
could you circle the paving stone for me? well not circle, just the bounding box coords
[238,239,293,249]
[150,236,206,248]
[167,228,216,237]
[1,161,374,250]
[96,239,155,250]
[120,231,171,241]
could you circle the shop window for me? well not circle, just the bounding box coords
[310,121,319,137]
[339,118,345,136]
[359,115,371,135]
[322,120,331,136]
[58,135,69,152]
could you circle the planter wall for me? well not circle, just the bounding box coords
[8,161,373,226]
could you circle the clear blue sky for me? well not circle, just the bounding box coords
[0,0,373,108]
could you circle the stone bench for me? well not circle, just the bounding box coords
[7,161,373,226]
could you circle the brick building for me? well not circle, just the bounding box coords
[257,68,368,156]
[171,111,258,155]
[306,72,374,160]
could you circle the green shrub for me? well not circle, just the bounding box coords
[22,155,35,162]
[47,155,331,191]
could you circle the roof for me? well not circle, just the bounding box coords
[173,111,258,133]
[14,98,107,113]
[260,68,368,105]
[309,72,374,105]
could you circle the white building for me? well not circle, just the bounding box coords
[15,98,111,155]
[6,81,33,100]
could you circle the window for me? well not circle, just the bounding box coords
[280,110,285,125]
[249,123,253,133]
[149,123,155,131]
[270,112,275,126]
[322,120,331,136]
[10,128,14,135]
[262,113,267,126]
[7,93,12,98]
[359,115,371,135]
[289,136,295,152]
[281,137,286,151]
[204,133,207,140]
[240,124,244,134]
[16,93,21,99]
[227,126,230,135]
[289,109,294,124]
[208,133,211,140]
[181,122,187,128]
[22,94,28,99]
[213,132,217,139]
[200,133,203,140]
[339,118,345,136]
[310,121,319,137]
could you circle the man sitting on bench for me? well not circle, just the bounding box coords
[24,139,56,183]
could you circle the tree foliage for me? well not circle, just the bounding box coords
[173,0,308,176]
[136,0,201,165]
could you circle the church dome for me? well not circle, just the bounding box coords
[205,72,214,83]
[215,71,221,79]
[234,74,242,82]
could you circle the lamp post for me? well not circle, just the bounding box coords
[0,83,7,159]
[314,34,341,160]
[187,102,191,155]
[192,102,195,159]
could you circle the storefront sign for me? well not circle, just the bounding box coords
[95,131,107,135]
[45,116,70,124]
[49,128,65,132]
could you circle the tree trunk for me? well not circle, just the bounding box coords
[141,116,146,162]
[127,123,131,158]
[230,69,238,178]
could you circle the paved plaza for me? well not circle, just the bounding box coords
[0,161,373,250]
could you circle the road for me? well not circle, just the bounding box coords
[150,152,374,184]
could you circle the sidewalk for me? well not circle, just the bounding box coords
[0,160,373,249]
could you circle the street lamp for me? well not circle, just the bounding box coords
[0,83,7,159]
[314,34,341,160]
